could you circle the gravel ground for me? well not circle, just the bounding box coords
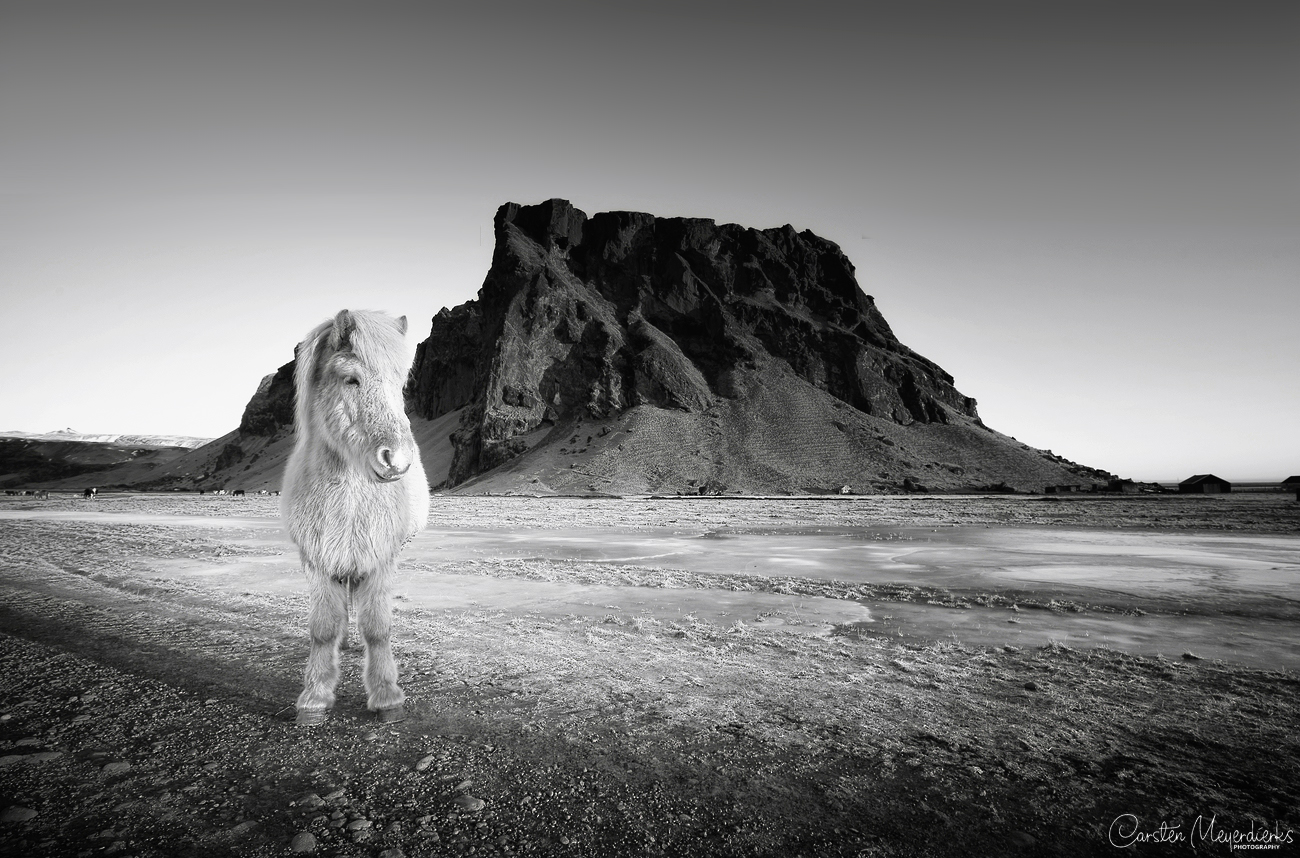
[1,493,1297,857]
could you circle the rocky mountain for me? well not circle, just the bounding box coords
[23,199,1112,495]
[407,199,1109,495]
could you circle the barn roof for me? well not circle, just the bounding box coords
[1180,474,1231,486]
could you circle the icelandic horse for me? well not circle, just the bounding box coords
[281,310,429,725]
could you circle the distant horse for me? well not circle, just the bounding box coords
[35,490,49,500]
[282,309,429,726]
[233,489,245,497]
[83,487,97,499]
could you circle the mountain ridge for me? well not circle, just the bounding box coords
[13,199,1113,495]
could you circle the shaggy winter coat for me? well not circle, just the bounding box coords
[281,309,429,723]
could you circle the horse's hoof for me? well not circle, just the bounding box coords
[375,705,405,724]
[295,708,328,727]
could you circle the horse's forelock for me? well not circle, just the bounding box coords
[346,311,414,384]
[294,311,413,435]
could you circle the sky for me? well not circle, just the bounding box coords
[1,1,1296,483]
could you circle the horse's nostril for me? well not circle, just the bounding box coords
[376,447,411,477]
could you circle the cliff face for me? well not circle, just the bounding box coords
[406,199,1068,494]
[237,361,296,437]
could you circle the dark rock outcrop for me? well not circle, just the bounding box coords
[412,199,1000,491]
[237,361,296,436]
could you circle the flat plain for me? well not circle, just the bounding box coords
[1,493,1297,857]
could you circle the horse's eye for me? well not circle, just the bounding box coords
[345,376,360,386]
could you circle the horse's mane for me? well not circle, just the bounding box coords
[292,310,413,439]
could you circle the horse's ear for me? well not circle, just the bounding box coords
[396,315,408,335]
[330,309,355,351]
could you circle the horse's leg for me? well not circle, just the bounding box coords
[296,570,348,726]
[354,568,404,721]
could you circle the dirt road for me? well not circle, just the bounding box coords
[1,494,1297,856]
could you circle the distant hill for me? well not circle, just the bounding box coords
[19,200,1115,495]
[0,435,201,490]
[0,428,211,449]
[15,363,300,494]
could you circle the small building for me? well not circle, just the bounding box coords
[1179,474,1232,494]
[1107,478,1140,494]
[1045,484,1085,494]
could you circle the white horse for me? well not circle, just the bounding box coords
[281,309,429,725]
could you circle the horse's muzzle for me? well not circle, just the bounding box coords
[371,445,412,482]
